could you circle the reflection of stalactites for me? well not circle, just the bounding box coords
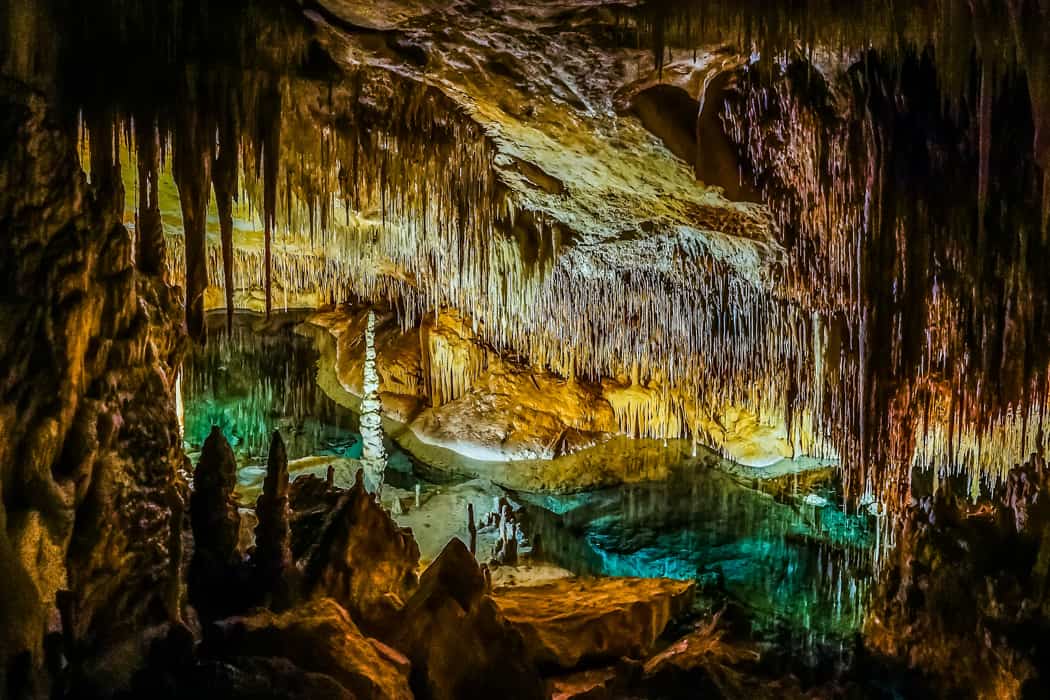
[260,81,283,318]
[213,108,239,335]
[172,73,212,344]
[135,112,165,276]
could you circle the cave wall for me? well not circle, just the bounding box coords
[0,80,187,697]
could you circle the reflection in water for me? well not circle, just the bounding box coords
[181,314,413,475]
[184,315,876,658]
[525,463,876,655]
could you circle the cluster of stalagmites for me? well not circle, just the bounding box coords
[124,425,794,700]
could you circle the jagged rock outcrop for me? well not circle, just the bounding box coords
[204,598,413,700]
[492,577,695,669]
[301,470,420,633]
[252,431,293,608]
[866,474,1050,698]
[189,427,243,622]
[0,81,186,697]
[389,538,544,700]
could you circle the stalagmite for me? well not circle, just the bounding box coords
[254,430,293,608]
[189,427,242,621]
[468,503,477,556]
[360,310,388,496]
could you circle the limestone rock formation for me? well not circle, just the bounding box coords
[492,577,695,669]
[252,431,293,608]
[360,310,389,495]
[189,427,244,621]
[0,82,186,696]
[390,538,545,700]
[205,598,413,700]
[301,470,420,633]
[865,479,1050,698]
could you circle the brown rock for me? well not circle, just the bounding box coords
[253,431,293,607]
[0,84,186,696]
[189,427,244,621]
[301,469,420,632]
[206,598,412,700]
[390,537,544,700]
[194,656,355,700]
[492,577,695,669]
[546,667,619,700]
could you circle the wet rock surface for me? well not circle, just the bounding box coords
[493,577,695,669]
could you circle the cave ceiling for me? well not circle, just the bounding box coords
[5,0,1050,507]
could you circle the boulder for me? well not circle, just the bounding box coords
[205,598,412,700]
[301,470,420,632]
[390,538,544,700]
[492,577,695,669]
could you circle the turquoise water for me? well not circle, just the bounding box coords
[181,313,412,476]
[523,463,876,652]
[183,314,876,654]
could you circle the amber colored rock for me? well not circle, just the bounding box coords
[390,538,544,700]
[492,577,695,669]
[189,427,244,621]
[546,667,619,700]
[0,85,186,695]
[301,470,420,632]
[205,598,412,700]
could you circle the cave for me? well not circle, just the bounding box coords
[3,1,1050,698]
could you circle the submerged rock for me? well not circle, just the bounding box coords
[300,470,420,632]
[205,598,412,700]
[492,577,695,669]
[390,538,544,700]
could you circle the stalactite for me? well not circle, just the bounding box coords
[213,107,239,335]
[134,112,165,276]
[171,72,212,344]
[260,81,282,318]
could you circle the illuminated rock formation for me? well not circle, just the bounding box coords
[360,310,388,495]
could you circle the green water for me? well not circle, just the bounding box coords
[181,313,412,476]
[183,313,876,656]
[524,463,877,654]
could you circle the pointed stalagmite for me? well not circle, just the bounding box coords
[189,426,242,621]
[254,430,293,608]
